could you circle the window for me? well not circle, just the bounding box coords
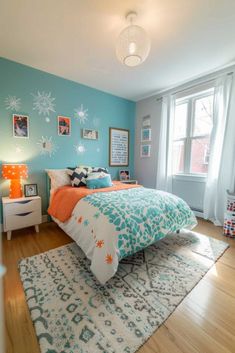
[172,88,214,175]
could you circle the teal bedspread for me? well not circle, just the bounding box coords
[84,187,197,259]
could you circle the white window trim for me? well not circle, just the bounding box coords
[173,88,214,176]
[173,174,207,183]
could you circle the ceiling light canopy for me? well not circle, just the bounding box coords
[116,12,151,67]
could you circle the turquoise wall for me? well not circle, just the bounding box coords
[0,58,135,219]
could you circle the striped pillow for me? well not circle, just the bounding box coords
[67,166,92,187]
[92,167,109,174]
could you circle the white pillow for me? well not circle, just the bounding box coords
[46,169,71,191]
[87,172,107,180]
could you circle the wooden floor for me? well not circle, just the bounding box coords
[2,219,235,353]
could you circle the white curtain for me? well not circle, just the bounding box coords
[204,73,234,225]
[156,95,175,192]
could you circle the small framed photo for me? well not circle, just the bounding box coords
[24,184,38,197]
[13,114,29,138]
[58,116,71,136]
[142,115,151,127]
[141,144,151,158]
[141,128,151,142]
[119,170,130,181]
[82,129,98,140]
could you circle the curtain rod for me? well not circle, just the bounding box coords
[156,71,233,101]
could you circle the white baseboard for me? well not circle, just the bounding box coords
[42,214,49,223]
[193,210,204,218]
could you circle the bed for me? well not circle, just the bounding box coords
[48,179,197,284]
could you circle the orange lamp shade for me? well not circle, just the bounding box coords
[2,164,28,198]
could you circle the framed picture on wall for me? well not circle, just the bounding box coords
[142,115,151,127]
[109,127,129,166]
[13,114,29,138]
[141,128,151,142]
[82,129,98,140]
[58,116,71,136]
[140,144,151,158]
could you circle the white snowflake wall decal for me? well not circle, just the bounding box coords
[74,104,88,124]
[37,136,58,157]
[15,145,23,154]
[74,142,86,154]
[5,95,21,111]
[32,91,56,116]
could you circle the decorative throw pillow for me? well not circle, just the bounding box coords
[67,166,92,187]
[92,167,109,174]
[87,172,107,180]
[86,174,113,189]
[46,169,71,192]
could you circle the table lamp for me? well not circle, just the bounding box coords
[2,164,28,198]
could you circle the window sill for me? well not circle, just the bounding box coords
[173,174,207,183]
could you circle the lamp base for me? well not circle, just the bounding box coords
[9,179,23,199]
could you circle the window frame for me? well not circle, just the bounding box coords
[173,88,214,176]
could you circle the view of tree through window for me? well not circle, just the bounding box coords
[172,89,214,175]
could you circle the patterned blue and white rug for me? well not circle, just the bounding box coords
[19,230,228,353]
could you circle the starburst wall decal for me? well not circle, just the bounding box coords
[15,145,24,154]
[74,104,88,124]
[5,95,21,111]
[37,136,58,157]
[32,91,56,116]
[74,142,86,154]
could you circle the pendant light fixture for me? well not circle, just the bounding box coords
[116,11,151,67]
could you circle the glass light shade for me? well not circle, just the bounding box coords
[116,24,151,67]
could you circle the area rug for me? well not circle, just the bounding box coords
[19,230,229,353]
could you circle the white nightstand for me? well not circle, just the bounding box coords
[2,196,42,240]
[120,180,138,185]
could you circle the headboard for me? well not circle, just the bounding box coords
[45,173,52,221]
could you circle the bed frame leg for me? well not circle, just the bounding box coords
[176,229,180,234]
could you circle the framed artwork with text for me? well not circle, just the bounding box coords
[109,127,129,166]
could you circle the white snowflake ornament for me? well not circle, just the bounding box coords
[15,145,23,154]
[74,143,86,154]
[74,104,88,124]
[32,91,56,116]
[38,136,57,157]
[5,95,21,111]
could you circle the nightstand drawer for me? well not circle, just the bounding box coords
[4,210,42,231]
[4,199,41,216]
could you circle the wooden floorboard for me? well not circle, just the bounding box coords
[2,219,235,353]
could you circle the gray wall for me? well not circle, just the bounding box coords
[134,66,235,214]
[134,95,206,211]
[134,96,162,188]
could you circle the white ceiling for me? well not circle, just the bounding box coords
[0,0,235,101]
